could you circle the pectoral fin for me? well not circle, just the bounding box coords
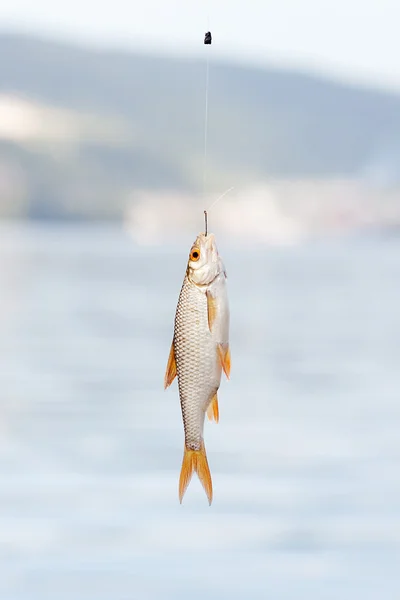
[206,290,218,332]
[164,341,177,389]
[207,393,219,423]
[217,343,231,380]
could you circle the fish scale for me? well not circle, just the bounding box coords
[174,275,219,451]
[164,232,230,505]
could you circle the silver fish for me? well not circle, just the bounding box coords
[164,232,230,505]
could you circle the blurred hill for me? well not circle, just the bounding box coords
[0,32,400,220]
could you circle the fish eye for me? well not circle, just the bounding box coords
[190,248,200,262]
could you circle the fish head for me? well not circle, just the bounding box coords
[187,232,225,285]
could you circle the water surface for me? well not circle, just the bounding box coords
[0,224,399,599]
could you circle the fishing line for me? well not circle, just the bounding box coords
[206,186,235,213]
[203,186,234,237]
[203,53,210,196]
[202,27,235,236]
[203,25,212,199]
[202,24,212,237]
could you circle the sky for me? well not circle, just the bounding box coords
[0,0,399,91]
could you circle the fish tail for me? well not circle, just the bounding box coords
[179,440,213,505]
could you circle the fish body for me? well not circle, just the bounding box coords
[164,232,230,504]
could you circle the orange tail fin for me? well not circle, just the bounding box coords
[179,441,213,505]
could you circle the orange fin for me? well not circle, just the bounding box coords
[179,441,213,505]
[206,290,218,332]
[217,343,231,379]
[164,341,177,389]
[207,393,219,423]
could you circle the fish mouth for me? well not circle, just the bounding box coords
[196,232,216,248]
[205,233,216,248]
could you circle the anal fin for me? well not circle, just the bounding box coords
[207,393,219,423]
[217,343,231,379]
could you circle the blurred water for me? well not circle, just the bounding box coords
[0,223,399,599]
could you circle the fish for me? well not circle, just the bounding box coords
[164,231,230,505]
